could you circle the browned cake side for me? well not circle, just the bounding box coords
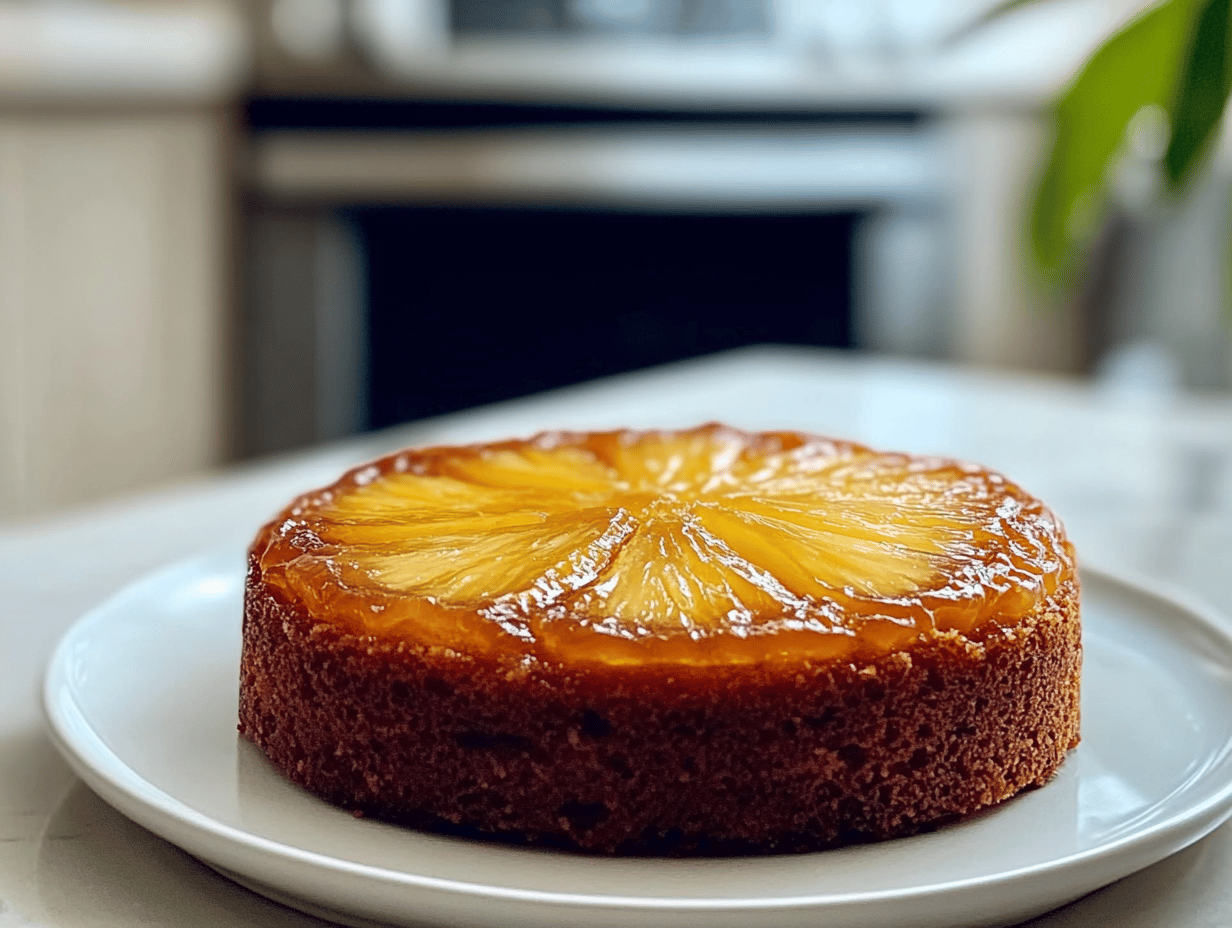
[239,565,1080,854]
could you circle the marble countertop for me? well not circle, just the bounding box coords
[4,345,1232,927]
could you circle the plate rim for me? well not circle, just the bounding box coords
[40,550,1232,917]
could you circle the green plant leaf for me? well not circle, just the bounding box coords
[1164,0,1232,189]
[1031,0,1197,286]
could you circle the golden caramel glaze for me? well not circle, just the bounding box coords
[251,425,1075,667]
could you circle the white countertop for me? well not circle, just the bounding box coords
[4,345,1232,927]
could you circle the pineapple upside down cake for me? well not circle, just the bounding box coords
[239,424,1081,854]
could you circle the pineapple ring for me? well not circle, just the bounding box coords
[256,425,1072,665]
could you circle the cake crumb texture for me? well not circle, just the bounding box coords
[240,568,1080,854]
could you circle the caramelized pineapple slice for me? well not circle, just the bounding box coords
[265,426,1071,657]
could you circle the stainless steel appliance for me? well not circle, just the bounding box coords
[242,0,1126,455]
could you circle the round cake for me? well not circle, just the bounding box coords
[239,424,1081,854]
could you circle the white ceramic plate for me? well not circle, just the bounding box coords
[43,549,1232,928]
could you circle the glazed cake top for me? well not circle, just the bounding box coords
[251,425,1075,667]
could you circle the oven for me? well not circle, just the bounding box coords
[240,0,952,456]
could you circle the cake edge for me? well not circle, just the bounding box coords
[239,549,1081,855]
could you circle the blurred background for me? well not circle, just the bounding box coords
[3,0,1229,521]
